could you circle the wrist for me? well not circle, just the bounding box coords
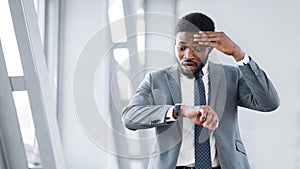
[232,48,245,61]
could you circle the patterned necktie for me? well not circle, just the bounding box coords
[194,70,212,169]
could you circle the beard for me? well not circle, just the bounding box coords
[178,58,207,78]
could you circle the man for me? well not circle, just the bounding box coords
[122,12,280,169]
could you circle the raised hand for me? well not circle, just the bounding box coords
[193,31,245,61]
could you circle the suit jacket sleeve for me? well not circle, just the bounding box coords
[237,57,280,111]
[122,72,174,130]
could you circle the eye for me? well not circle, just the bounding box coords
[177,46,186,51]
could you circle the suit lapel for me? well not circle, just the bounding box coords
[164,64,182,104]
[208,62,227,114]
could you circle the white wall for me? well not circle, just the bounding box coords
[178,0,300,168]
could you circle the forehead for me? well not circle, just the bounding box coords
[175,32,197,44]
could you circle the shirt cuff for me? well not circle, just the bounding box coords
[165,106,176,122]
[236,54,250,66]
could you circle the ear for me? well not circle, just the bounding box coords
[174,39,176,45]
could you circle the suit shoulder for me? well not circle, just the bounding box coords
[148,65,174,77]
[209,62,238,71]
[209,62,240,78]
[223,64,239,72]
[221,64,242,80]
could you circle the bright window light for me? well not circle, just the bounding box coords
[113,48,129,64]
[136,9,145,65]
[108,0,127,42]
[13,91,36,148]
[0,0,24,76]
[33,0,38,12]
[116,70,130,100]
[113,48,130,100]
[0,0,42,167]
[13,91,42,168]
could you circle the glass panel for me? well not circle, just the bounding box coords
[32,0,46,47]
[130,161,143,169]
[136,8,145,65]
[33,0,39,13]
[114,48,130,71]
[113,48,130,102]
[0,0,24,76]
[13,91,42,168]
[0,1,42,167]
[108,0,127,42]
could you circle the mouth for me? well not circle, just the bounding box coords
[182,60,197,68]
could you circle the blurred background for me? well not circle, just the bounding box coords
[0,0,299,169]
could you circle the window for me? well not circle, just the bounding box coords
[0,0,42,167]
[108,0,127,42]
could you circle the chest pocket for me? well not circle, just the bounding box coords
[235,140,247,155]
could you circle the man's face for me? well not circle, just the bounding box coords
[175,32,211,74]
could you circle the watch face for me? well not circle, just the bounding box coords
[175,104,181,116]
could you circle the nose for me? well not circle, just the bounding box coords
[184,48,194,59]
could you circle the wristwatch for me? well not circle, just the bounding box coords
[174,104,181,117]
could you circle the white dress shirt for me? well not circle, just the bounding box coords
[176,63,219,167]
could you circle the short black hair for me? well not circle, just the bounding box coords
[175,12,215,35]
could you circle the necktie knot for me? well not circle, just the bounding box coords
[194,69,204,80]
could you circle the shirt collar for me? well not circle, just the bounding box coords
[202,62,209,76]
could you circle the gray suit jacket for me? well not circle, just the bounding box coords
[122,59,280,169]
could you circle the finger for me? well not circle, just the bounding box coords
[203,111,218,130]
[191,108,202,124]
[209,41,219,48]
[194,31,215,37]
[202,31,222,38]
[193,37,210,42]
[202,112,213,126]
[210,113,219,129]
[194,37,220,45]
[195,111,203,124]
[208,37,220,42]
[203,121,216,131]
[198,106,217,130]
[203,121,215,131]
[197,41,211,46]
[193,33,212,39]
[199,108,208,122]
[194,37,215,46]
[214,114,219,127]
[193,33,208,38]
[195,31,220,38]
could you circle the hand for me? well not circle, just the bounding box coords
[181,105,219,131]
[193,31,245,61]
